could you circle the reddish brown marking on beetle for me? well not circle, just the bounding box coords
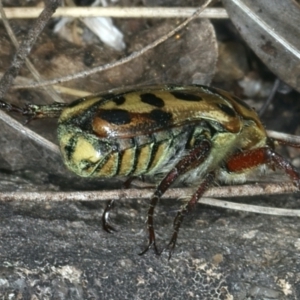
[92,109,173,138]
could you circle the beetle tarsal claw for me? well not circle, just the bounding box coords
[102,200,117,233]
[161,243,176,261]
[139,240,160,256]
[103,223,117,234]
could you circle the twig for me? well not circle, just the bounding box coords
[259,79,280,116]
[0,109,60,154]
[200,197,300,216]
[0,0,62,100]
[0,72,91,98]
[267,130,300,147]
[13,0,213,90]
[0,182,299,216]
[0,0,62,154]
[0,2,63,103]
[1,7,228,19]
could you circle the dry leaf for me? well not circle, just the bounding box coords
[222,0,300,92]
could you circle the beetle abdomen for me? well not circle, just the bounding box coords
[58,123,194,178]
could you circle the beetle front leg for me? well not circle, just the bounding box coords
[268,150,300,188]
[0,100,23,113]
[226,147,300,187]
[139,139,212,256]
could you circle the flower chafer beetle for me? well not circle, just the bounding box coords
[1,84,300,257]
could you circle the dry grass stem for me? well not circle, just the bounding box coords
[1,7,228,19]
[0,182,299,216]
[0,109,60,154]
[267,130,300,147]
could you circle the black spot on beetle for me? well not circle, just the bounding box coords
[148,109,172,126]
[170,91,203,101]
[217,103,236,117]
[140,93,165,108]
[112,95,126,106]
[64,136,77,161]
[99,109,131,125]
[72,112,94,132]
[101,93,117,100]
[68,97,86,108]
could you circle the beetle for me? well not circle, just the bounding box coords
[1,84,300,258]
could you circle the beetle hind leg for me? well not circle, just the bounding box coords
[139,194,161,256]
[165,171,215,260]
[139,139,212,256]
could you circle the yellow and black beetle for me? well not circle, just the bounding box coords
[1,84,300,257]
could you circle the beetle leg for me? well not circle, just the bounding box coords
[226,147,300,187]
[165,171,215,260]
[102,199,117,233]
[268,150,300,188]
[0,100,23,113]
[102,177,139,233]
[123,176,138,189]
[139,139,212,256]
